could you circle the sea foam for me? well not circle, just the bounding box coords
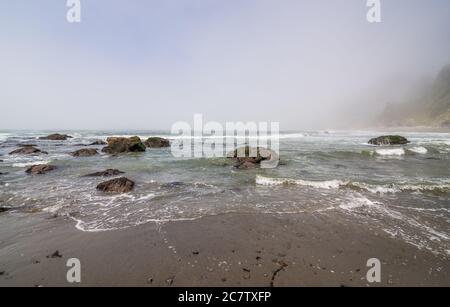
[256,175,345,189]
[375,148,405,156]
[408,146,428,154]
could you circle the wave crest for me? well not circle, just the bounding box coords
[256,175,450,194]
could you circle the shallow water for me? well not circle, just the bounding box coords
[0,130,449,256]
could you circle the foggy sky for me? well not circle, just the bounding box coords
[1,0,450,130]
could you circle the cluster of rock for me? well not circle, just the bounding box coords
[100,136,171,154]
[368,135,410,146]
[2,135,173,194]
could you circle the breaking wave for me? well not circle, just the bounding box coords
[256,175,450,195]
[256,175,344,189]
[375,148,405,156]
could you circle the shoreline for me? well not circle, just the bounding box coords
[0,211,448,287]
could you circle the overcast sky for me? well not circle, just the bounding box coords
[1,0,449,130]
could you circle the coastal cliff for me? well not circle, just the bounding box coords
[379,65,450,127]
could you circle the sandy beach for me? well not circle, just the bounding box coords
[2,0,450,291]
[1,210,448,287]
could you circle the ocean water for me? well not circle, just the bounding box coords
[0,130,449,256]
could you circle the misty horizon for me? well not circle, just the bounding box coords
[1,0,450,130]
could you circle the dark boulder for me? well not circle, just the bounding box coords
[101,137,146,154]
[39,133,72,141]
[9,146,48,155]
[368,135,410,146]
[96,177,135,193]
[0,207,11,213]
[71,148,98,157]
[26,164,57,175]
[84,169,125,177]
[144,137,170,148]
[229,146,278,169]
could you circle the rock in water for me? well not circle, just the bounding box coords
[18,144,37,147]
[229,146,277,169]
[9,146,48,155]
[89,140,107,146]
[39,133,72,141]
[144,137,170,148]
[101,136,146,154]
[96,177,135,193]
[368,135,410,146]
[26,164,57,175]
[71,148,98,157]
[84,169,125,177]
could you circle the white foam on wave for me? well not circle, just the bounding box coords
[71,215,201,232]
[12,160,51,168]
[408,147,428,154]
[375,148,405,156]
[256,176,450,195]
[349,182,399,194]
[339,195,382,211]
[350,181,450,195]
[337,194,450,256]
[0,133,11,142]
[256,175,345,189]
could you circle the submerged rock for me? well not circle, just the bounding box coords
[18,144,37,147]
[71,148,98,157]
[101,136,146,154]
[89,140,107,146]
[84,169,125,177]
[39,133,72,141]
[368,135,410,146]
[26,164,57,175]
[229,146,277,169]
[9,146,48,155]
[144,137,170,148]
[161,182,185,189]
[96,177,135,193]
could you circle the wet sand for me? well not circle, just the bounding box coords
[0,211,448,287]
